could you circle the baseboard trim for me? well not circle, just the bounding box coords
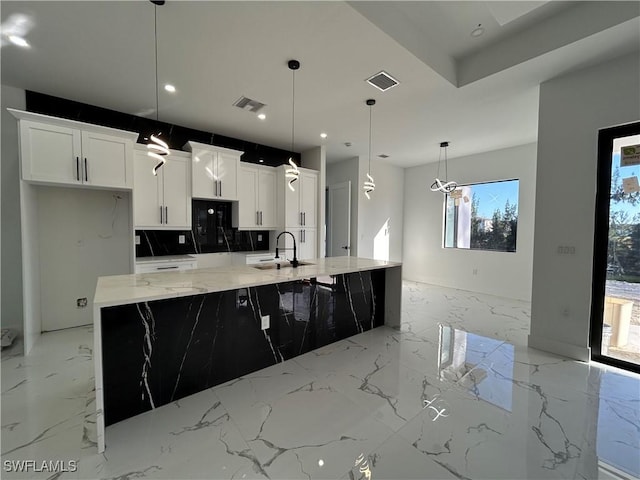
[528,334,590,362]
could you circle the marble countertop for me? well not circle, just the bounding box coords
[94,257,401,308]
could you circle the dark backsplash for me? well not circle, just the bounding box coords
[25,90,300,167]
[135,229,269,257]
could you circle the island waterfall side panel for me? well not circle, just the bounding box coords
[100,270,385,426]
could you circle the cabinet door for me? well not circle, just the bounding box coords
[284,178,301,227]
[281,228,301,262]
[133,151,163,227]
[20,120,82,184]
[162,156,191,229]
[300,229,317,260]
[258,167,277,229]
[216,151,239,201]
[280,228,315,260]
[81,131,133,189]
[191,149,216,199]
[237,165,258,228]
[300,172,317,228]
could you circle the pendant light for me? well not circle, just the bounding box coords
[363,99,376,200]
[147,0,169,176]
[430,141,457,194]
[285,59,300,191]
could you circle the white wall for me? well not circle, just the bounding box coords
[37,187,132,331]
[20,183,41,353]
[1,85,25,341]
[403,143,537,301]
[529,52,640,361]
[326,158,359,256]
[357,158,405,263]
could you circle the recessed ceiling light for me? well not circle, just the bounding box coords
[257,113,266,120]
[471,24,485,37]
[164,84,176,93]
[8,35,29,48]
[320,133,327,139]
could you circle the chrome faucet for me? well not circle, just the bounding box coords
[275,231,298,268]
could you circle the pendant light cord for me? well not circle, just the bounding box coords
[154,5,159,122]
[368,104,372,174]
[436,143,449,182]
[444,144,448,182]
[291,67,295,154]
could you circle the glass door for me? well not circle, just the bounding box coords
[591,122,640,373]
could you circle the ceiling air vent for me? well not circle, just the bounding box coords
[233,96,266,113]
[366,71,399,92]
[378,154,389,159]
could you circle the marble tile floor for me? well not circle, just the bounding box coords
[1,281,639,480]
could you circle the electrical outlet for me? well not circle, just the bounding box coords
[77,297,88,308]
[557,245,576,255]
[135,235,141,245]
[258,234,263,241]
[178,234,186,244]
[261,315,270,330]
[473,268,478,275]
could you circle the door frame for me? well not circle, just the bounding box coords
[326,181,351,257]
[590,121,640,373]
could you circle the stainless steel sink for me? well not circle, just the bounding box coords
[252,261,314,270]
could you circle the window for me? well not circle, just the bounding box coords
[444,179,519,252]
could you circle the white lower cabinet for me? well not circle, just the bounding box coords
[134,259,197,274]
[133,149,191,229]
[281,228,317,261]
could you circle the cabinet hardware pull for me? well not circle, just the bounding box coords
[76,157,80,181]
[260,211,263,225]
[160,206,163,224]
[300,212,303,225]
[219,180,222,197]
[303,212,306,226]
[84,158,88,182]
[165,206,168,224]
[256,211,259,225]
[156,265,178,270]
[214,180,218,196]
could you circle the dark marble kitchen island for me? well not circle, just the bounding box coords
[92,257,402,453]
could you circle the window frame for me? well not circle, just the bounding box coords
[442,178,520,253]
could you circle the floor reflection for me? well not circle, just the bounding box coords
[435,324,639,479]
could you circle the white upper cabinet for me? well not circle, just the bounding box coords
[280,166,318,229]
[10,109,136,189]
[276,165,318,259]
[233,163,277,230]
[184,141,242,201]
[133,148,191,229]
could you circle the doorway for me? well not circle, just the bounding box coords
[326,181,351,257]
[591,122,640,373]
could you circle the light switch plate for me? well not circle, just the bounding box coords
[261,315,270,330]
[178,235,186,244]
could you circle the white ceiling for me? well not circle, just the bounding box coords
[1,1,638,167]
